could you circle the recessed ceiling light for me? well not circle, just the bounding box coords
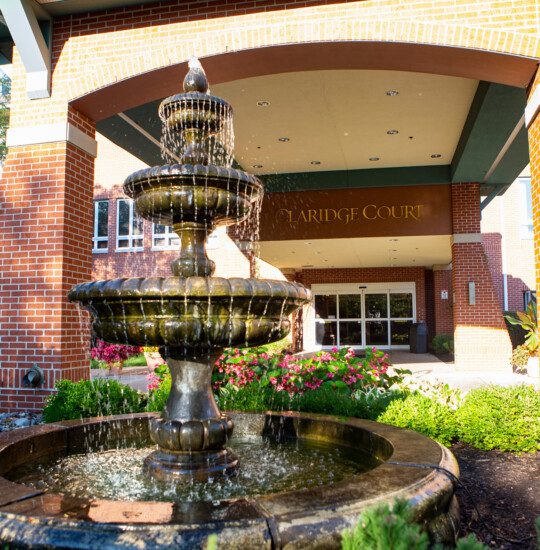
[369,157,380,161]
[252,164,263,168]
[278,137,290,142]
[311,161,321,165]
[386,90,399,96]
[431,153,442,158]
[387,129,399,135]
[257,100,270,107]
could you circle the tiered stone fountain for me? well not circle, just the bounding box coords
[0,60,459,549]
[69,58,311,481]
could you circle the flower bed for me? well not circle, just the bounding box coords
[90,340,142,370]
[212,346,405,394]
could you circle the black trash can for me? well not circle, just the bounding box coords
[409,322,427,354]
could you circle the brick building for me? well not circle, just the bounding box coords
[0,0,538,410]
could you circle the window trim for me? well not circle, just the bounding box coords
[116,199,144,252]
[151,223,180,251]
[92,200,109,253]
[519,177,533,240]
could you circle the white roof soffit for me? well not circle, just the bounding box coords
[0,0,50,99]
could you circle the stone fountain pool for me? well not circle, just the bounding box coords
[0,412,458,548]
[0,59,459,548]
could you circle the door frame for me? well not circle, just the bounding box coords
[309,282,417,350]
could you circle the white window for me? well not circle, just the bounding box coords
[519,178,533,240]
[116,199,144,251]
[152,224,180,250]
[92,200,109,253]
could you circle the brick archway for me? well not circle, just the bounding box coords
[71,41,537,121]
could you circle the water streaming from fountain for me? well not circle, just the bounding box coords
[68,58,311,481]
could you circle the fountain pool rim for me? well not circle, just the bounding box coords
[0,411,459,549]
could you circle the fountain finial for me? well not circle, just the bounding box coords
[183,56,208,93]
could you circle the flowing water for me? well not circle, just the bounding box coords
[12,436,379,503]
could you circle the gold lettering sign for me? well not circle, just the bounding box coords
[277,204,424,224]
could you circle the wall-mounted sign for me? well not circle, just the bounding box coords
[259,184,452,241]
[441,290,449,300]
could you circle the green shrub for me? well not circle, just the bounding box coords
[341,500,488,550]
[511,344,530,374]
[377,392,458,446]
[431,334,454,355]
[123,353,148,367]
[452,535,490,550]
[43,379,146,422]
[504,311,528,348]
[253,337,292,355]
[455,385,540,452]
[341,500,429,550]
[146,372,171,413]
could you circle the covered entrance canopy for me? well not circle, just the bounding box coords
[94,68,528,272]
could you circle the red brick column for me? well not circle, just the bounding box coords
[433,266,454,336]
[451,183,511,371]
[0,117,95,411]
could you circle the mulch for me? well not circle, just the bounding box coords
[452,442,540,549]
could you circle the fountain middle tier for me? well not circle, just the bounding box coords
[68,276,311,350]
[123,163,263,227]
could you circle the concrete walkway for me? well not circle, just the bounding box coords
[91,368,150,392]
[388,350,538,391]
[92,351,539,393]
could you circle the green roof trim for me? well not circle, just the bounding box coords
[486,124,529,186]
[261,165,451,192]
[451,82,527,183]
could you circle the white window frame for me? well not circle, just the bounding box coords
[152,223,180,250]
[92,200,109,253]
[311,282,416,350]
[519,177,533,240]
[116,199,144,252]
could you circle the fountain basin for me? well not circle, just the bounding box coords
[0,412,459,549]
[68,277,310,349]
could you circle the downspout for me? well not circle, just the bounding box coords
[499,198,509,311]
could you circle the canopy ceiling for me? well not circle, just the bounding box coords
[97,69,528,197]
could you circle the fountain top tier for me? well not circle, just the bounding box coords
[159,56,235,168]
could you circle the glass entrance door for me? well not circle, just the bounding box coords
[314,287,414,349]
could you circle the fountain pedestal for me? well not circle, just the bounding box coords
[144,351,238,480]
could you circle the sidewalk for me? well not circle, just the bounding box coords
[91,368,150,392]
[388,350,538,391]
